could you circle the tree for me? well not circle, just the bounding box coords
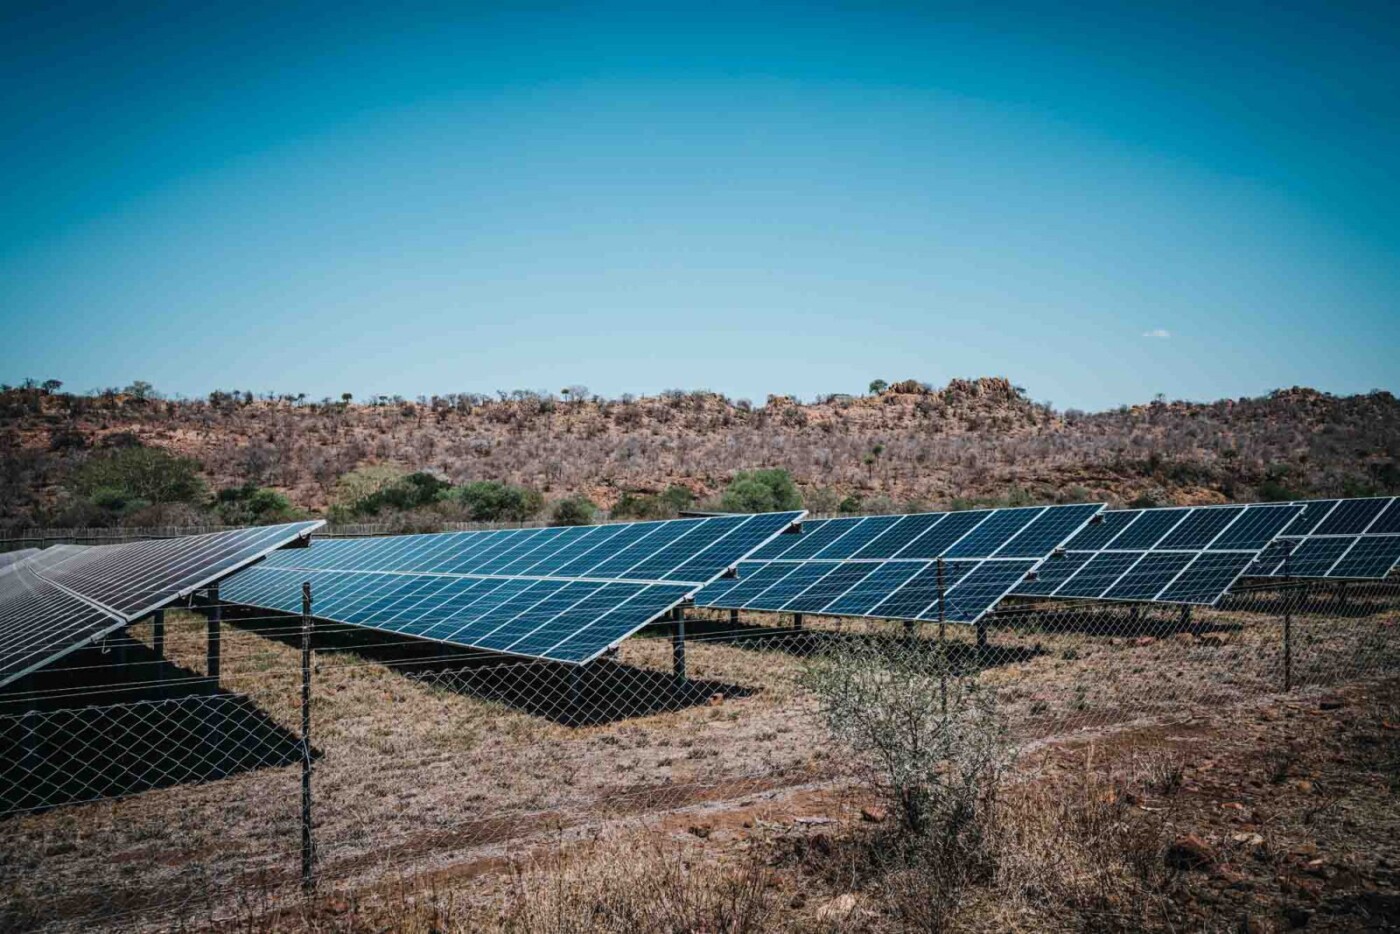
[40,379,63,394]
[454,480,544,522]
[869,379,889,395]
[71,446,206,514]
[720,468,802,513]
[215,483,300,525]
[550,494,597,526]
[124,380,157,401]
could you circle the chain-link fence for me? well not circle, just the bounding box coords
[1,575,1396,931]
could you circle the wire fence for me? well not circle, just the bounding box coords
[1,575,1397,931]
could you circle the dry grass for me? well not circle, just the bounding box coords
[2,583,1398,931]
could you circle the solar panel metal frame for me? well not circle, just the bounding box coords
[1243,497,1400,581]
[1012,502,1305,606]
[219,512,808,666]
[696,504,1107,625]
[0,521,325,689]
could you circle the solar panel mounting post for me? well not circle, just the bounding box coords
[792,613,804,630]
[152,609,164,658]
[729,608,739,627]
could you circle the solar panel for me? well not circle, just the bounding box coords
[1013,502,1302,606]
[0,522,324,688]
[0,549,37,570]
[219,512,806,665]
[1245,498,1400,581]
[695,504,1105,625]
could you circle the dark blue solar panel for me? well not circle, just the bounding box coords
[1328,537,1400,580]
[719,563,801,606]
[1368,500,1400,535]
[625,518,735,578]
[667,512,805,581]
[1157,552,1254,604]
[1212,504,1299,550]
[1286,537,1355,577]
[1014,551,1092,596]
[1062,511,1137,551]
[870,561,972,620]
[784,563,879,613]
[1316,499,1389,535]
[1103,553,1194,601]
[746,524,808,560]
[1107,510,1187,550]
[1280,500,1339,536]
[779,519,863,559]
[816,516,902,558]
[506,584,652,658]
[896,511,990,559]
[548,585,691,661]
[995,504,1102,558]
[1055,552,1143,598]
[945,508,1043,558]
[940,561,1035,622]
[853,513,945,559]
[746,563,833,609]
[824,563,926,615]
[1156,507,1243,550]
[469,581,605,651]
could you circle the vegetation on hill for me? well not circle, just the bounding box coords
[0,377,1396,531]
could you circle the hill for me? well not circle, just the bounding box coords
[2,378,1397,530]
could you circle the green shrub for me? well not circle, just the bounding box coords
[215,483,301,525]
[454,480,544,522]
[550,495,597,526]
[720,468,802,513]
[70,446,205,518]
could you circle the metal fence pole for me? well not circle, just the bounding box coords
[300,581,315,893]
[672,605,687,682]
[1283,546,1293,693]
[206,584,221,686]
[937,557,948,717]
[152,609,165,658]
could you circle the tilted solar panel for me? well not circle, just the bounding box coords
[0,549,37,570]
[1246,498,1400,581]
[695,504,1105,624]
[1013,502,1303,606]
[219,511,807,665]
[0,522,323,688]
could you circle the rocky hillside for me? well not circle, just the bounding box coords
[2,378,1398,528]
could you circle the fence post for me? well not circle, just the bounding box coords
[672,605,687,682]
[1283,546,1293,693]
[937,558,948,717]
[206,583,221,688]
[301,581,315,894]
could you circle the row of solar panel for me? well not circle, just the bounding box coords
[221,564,692,664]
[0,522,324,688]
[1247,497,1400,580]
[1014,549,1258,603]
[746,503,1104,563]
[257,512,801,587]
[696,557,1039,622]
[1045,502,1302,555]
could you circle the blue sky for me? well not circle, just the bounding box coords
[2,1,1396,410]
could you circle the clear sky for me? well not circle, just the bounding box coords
[2,1,1396,411]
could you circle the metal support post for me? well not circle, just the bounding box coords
[152,609,165,658]
[672,606,687,682]
[206,583,221,687]
[1179,605,1193,633]
[300,582,315,893]
[1283,549,1293,693]
[792,612,804,630]
[729,608,739,627]
[937,558,948,716]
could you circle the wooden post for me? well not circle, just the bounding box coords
[300,582,315,893]
[672,606,687,682]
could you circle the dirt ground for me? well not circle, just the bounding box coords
[1,582,1397,932]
